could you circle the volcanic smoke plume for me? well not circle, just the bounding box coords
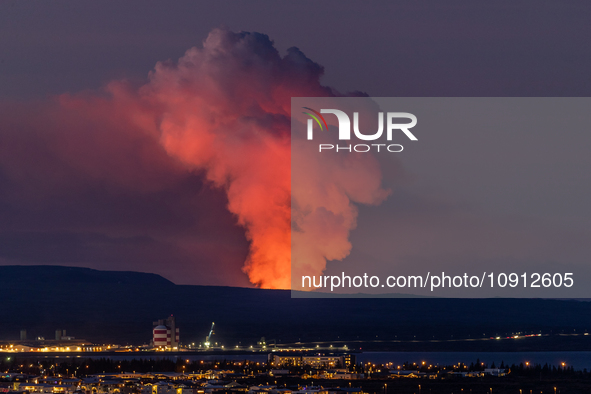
[137,28,336,288]
[0,28,389,289]
[136,29,389,288]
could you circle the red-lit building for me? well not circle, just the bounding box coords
[152,315,179,349]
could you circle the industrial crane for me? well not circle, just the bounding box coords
[204,322,215,349]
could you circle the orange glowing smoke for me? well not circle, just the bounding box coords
[48,28,388,289]
[137,29,332,288]
[139,28,388,289]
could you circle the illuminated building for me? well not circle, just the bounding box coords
[268,354,355,368]
[153,325,168,347]
[152,315,179,349]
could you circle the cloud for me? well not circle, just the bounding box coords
[0,28,391,289]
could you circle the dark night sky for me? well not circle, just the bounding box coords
[2,1,590,99]
[0,1,590,287]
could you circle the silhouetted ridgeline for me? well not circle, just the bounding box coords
[1,265,591,350]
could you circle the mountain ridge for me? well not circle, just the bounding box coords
[1,265,591,352]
